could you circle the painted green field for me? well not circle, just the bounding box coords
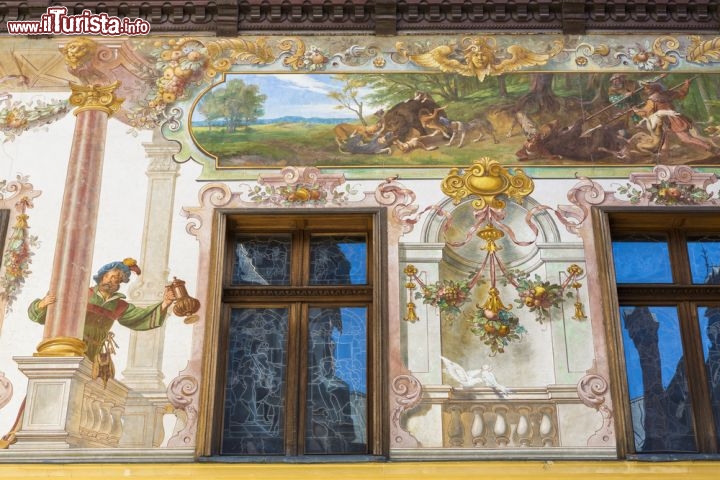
[191,121,523,169]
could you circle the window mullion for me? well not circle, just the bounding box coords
[296,302,310,456]
[668,229,692,284]
[290,230,304,287]
[285,302,302,456]
[681,302,719,453]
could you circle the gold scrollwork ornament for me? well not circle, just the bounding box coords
[441,157,534,210]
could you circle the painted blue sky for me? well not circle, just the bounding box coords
[193,74,375,121]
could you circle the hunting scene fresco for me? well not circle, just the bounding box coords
[190,72,720,168]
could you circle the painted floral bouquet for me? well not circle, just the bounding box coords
[469,307,526,355]
[416,279,471,316]
[503,272,571,324]
[649,181,712,206]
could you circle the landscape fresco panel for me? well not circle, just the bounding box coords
[190,73,720,169]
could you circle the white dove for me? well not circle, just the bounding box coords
[440,356,511,398]
[479,364,511,397]
[441,356,484,387]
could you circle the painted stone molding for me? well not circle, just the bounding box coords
[577,373,615,447]
[166,374,199,448]
[375,178,422,234]
[617,164,719,206]
[391,374,423,448]
[558,176,608,235]
[240,166,357,206]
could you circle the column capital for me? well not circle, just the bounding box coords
[69,81,124,116]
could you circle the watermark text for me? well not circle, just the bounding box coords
[7,7,150,36]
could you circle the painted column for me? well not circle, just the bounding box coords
[36,82,123,357]
[399,243,445,449]
[119,131,180,448]
[121,130,180,391]
[10,82,126,450]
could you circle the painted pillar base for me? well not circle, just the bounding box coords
[10,356,128,450]
[119,391,169,448]
[11,356,91,449]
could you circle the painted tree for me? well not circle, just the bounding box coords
[514,73,560,114]
[199,79,267,132]
[328,75,368,125]
[197,89,223,130]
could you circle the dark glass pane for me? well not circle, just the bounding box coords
[612,236,672,284]
[309,236,367,285]
[698,307,720,445]
[221,308,288,455]
[687,236,720,284]
[232,236,291,285]
[620,306,697,453]
[305,307,367,454]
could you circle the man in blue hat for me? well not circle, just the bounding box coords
[28,258,176,383]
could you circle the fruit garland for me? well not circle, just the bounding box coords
[0,195,38,313]
[404,222,585,354]
[403,264,480,321]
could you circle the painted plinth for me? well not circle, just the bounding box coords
[10,356,128,450]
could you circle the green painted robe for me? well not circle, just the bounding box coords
[28,287,168,359]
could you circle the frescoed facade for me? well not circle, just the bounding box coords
[0,2,719,479]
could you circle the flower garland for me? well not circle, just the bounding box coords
[0,98,69,142]
[0,191,38,312]
[416,279,472,317]
[503,271,570,324]
[617,180,714,205]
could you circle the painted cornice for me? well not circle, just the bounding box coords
[0,1,718,36]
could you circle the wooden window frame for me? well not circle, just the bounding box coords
[593,208,720,457]
[199,210,387,460]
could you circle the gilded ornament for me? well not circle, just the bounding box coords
[440,158,534,210]
[651,35,680,69]
[205,37,275,71]
[69,81,124,116]
[61,37,97,69]
[35,337,87,357]
[279,38,312,71]
[400,36,563,81]
[482,287,511,314]
[404,301,419,323]
[477,224,504,253]
[686,35,720,64]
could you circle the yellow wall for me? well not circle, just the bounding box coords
[1,461,719,480]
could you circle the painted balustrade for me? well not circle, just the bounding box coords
[78,377,128,447]
[445,399,558,448]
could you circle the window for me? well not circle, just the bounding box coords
[210,213,383,458]
[606,212,720,455]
